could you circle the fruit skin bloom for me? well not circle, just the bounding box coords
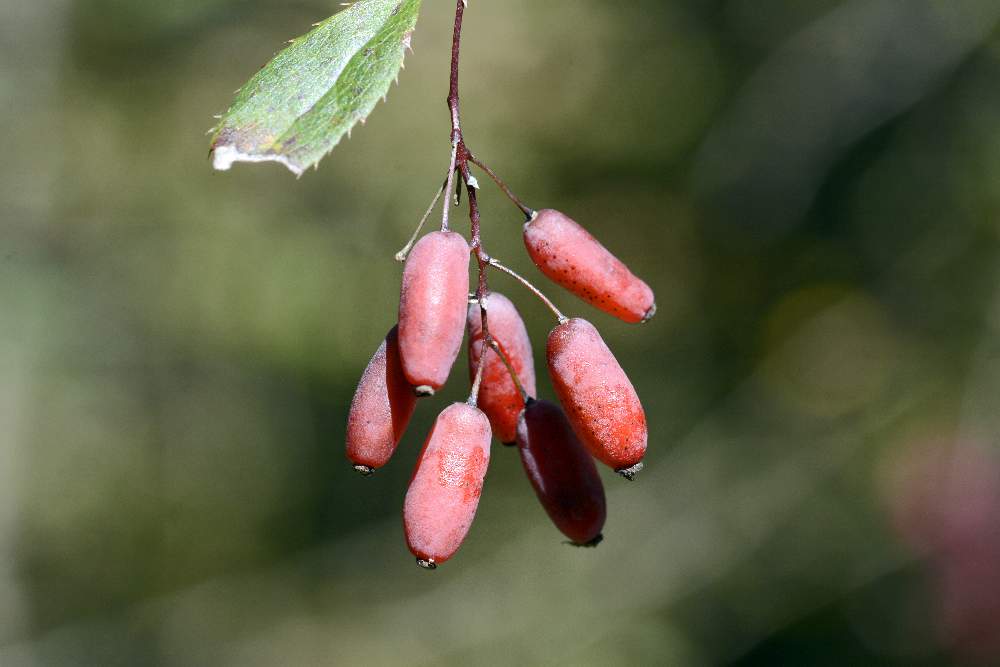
[467,292,537,444]
[546,318,647,471]
[404,403,492,566]
[398,231,471,393]
[345,325,417,473]
[517,399,606,545]
[524,209,655,324]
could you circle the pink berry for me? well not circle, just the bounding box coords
[398,231,471,394]
[345,325,417,475]
[524,209,655,324]
[546,318,647,477]
[404,402,492,568]
[517,399,606,545]
[467,292,537,444]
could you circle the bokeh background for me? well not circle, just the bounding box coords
[4,0,1000,664]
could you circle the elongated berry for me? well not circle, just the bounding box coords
[404,402,492,568]
[398,231,470,394]
[467,292,537,444]
[524,209,655,324]
[547,318,647,477]
[517,399,606,545]
[345,325,417,475]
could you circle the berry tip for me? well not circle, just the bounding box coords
[566,533,604,548]
[616,462,644,481]
[641,303,657,324]
[352,464,375,477]
[416,558,437,570]
[414,385,436,397]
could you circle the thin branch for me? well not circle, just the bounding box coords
[397,177,448,261]
[440,144,459,232]
[488,257,568,323]
[468,340,488,406]
[490,338,529,403]
[467,152,535,220]
[447,0,465,141]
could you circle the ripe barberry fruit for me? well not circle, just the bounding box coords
[345,325,417,475]
[398,231,471,395]
[524,209,655,324]
[547,318,647,478]
[516,399,606,545]
[403,402,492,568]
[467,292,536,444]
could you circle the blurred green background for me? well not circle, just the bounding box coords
[4,0,1000,664]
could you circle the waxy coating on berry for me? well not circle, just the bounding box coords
[398,231,471,393]
[547,318,648,476]
[516,399,606,545]
[346,325,417,473]
[524,209,655,324]
[467,292,537,444]
[403,402,492,567]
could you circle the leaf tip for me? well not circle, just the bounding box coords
[210,144,304,177]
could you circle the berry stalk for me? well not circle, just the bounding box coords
[467,152,534,220]
[396,175,448,262]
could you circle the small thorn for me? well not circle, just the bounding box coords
[416,558,437,570]
[414,385,435,397]
[616,462,644,481]
[352,464,375,477]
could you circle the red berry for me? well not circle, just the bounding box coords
[546,318,647,477]
[404,402,492,568]
[524,209,655,324]
[345,325,417,475]
[516,399,606,545]
[467,292,537,444]
[398,231,471,395]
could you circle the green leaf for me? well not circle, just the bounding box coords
[210,0,422,176]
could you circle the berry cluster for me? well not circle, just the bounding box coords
[346,206,654,569]
[343,0,653,570]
